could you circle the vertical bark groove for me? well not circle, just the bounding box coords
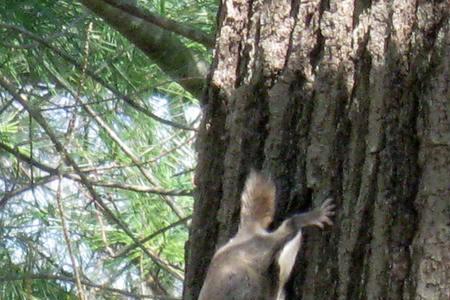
[184,86,227,300]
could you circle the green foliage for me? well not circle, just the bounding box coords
[0,0,217,298]
[0,112,19,142]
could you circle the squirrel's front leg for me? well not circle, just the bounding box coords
[270,198,335,246]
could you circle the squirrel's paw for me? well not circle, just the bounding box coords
[311,198,335,229]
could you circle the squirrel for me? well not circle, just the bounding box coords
[198,171,335,300]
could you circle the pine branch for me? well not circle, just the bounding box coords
[0,274,180,299]
[0,141,192,208]
[0,75,184,281]
[0,22,204,114]
[44,64,188,219]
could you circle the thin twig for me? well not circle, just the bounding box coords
[114,215,191,258]
[0,174,56,209]
[171,168,195,178]
[55,175,87,300]
[95,209,116,256]
[87,181,193,196]
[39,98,117,112]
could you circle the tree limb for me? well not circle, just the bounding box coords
[100,0,214,48]
[79,0,207,97]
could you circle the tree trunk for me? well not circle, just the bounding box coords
[184,1,449,299]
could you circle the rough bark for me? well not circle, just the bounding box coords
[184,1,449,300]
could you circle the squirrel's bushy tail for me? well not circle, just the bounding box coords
[240,171,275,230]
